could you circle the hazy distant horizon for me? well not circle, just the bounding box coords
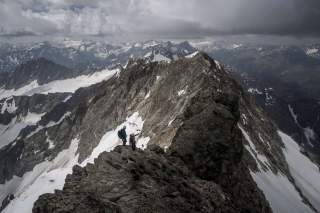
[2,34,320,47]
[1,0,320,45]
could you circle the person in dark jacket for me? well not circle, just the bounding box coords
[117,126,127,146]
[129,131,140,151]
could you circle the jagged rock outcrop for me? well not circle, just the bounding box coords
[34,142,269,213]
[32,53,272,213]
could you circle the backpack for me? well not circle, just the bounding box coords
[118,129,123,138]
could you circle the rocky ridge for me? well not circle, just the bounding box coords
[33,53,271,213]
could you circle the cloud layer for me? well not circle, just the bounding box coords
[0,0,320,39]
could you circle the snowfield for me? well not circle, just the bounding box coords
[279,131,320,212]
[239,126,317,213]
[1,112,149,213]
[251,171,314,213]
[152,53,171,63]
[0,112,45,149]
[0,68,118,100]
[1,138,80,213]
[306,48,319,55]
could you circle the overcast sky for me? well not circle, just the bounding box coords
[1,0,320,41]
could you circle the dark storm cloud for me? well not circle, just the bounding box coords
[0,0,319,39]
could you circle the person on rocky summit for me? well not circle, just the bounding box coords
[117,126,127,146]
[129,130,140,151]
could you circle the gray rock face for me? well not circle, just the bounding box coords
[0,93,70,182]
[0,58,75,90]
[201,42,320,166]
[34,146,229,213]
[32,53,272,213]
[33,143,270,213]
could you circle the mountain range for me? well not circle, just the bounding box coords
[0,40,319,213]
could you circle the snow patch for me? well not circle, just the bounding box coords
[0,112,44,149]
[143,41,159,49]
[251,171,314,213]
[288,105,299,125]
[304,127,316,146]
[239,126,314,212]
[232,43,242,49]
[144,91,151,100]
[81,112,148,166]
[241,113,248,125]
[215,60,222,70]
[0,69,118,100]
[248,88,263,95]
[1,138,80,213]
[62,95,72,103]
[46,132,55,149]
[153,53,171,63]
[63,39,83,49]
[185,51,199,58]
[306,48,318,55]
[168,119,175,126]
[0,81,39,101]
[1,97,17,114]
[27,112,71,139]
[178,89,186,96]
[279,131,320,211]
[144,51,152,58]
[136,137,150,150]
[47,112,71,128]
[24,112,45,124]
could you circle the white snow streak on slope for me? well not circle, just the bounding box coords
[239,126,314,213]
[26,112,71,139]
[279,131,320,212]
[1,112,149,213]
[144,91,151,100]
[214,60,222,70]
[1,97,17,113]
[288,105,299,124]
[144,51,152,58]
[288,105,316,146]
[0,69,118,100]
[63,95,73,103]
[0,112,44,149]
[185,51,199,58]
[1,138,80,213]
[306,48,318,55]
[178,89,186,96]
[304,127,316,146]
[153,54,171,63]
[238,126,270,170]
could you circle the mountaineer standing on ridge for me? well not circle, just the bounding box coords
[118,126,127,146]
[129,130,140,151]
